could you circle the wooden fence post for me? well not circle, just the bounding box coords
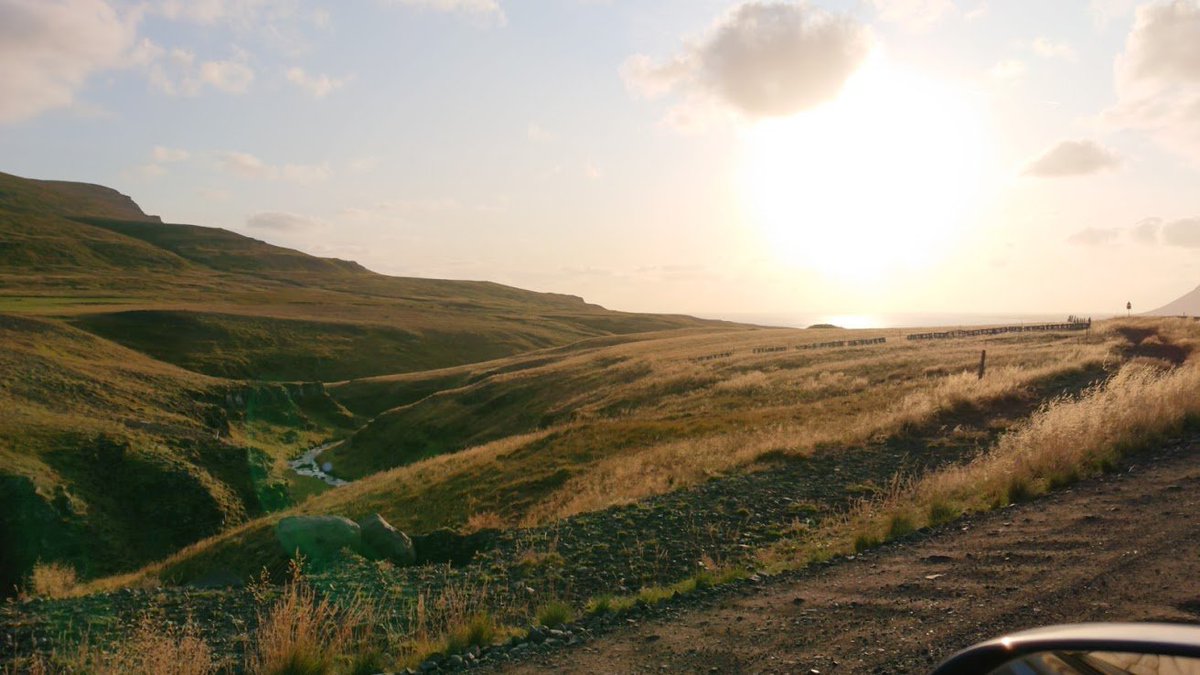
[977,349,987,380]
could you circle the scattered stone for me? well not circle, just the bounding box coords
[359,513,416,565]
[275,515,361,566]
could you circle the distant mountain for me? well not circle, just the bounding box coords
[1148,284,1200,316]
[0,171,731,381]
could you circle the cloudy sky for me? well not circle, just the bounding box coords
[3,0,1200,318]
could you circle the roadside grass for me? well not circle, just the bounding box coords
[246,564,372,675]
[761,351,1200,571]
[2,616,216,675]
[535,600,575,628]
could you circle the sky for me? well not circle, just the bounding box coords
[2,0,1200,318]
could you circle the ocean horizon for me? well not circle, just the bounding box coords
[699,311,1116,330]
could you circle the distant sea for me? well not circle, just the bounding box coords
[698,312,1116,330]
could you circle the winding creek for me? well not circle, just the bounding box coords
[287,441,350,487]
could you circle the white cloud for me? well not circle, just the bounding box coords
[200,59,254,92]
[286,66,344,97]
[144,43,255,96]
[1067,227,1120,245]
[527,123,557,143]
[152,145,190,162]
[280,162,331,184]
[129,163,167,179]
[1091,0,1138,25]
[1030,37,1078,62]
[1133,217,1162,244]
[382,0,505,25]
[218,151,330,184]
[868,0,955,31]
[156,0,299,27]
[246,211,322,231]
[1022,140,1122,177]
[197,187,231,201]
[964,2,988,21]
[1162,217,1200,248]
[155,1,320,57]
[622,2,872,121]
[0,0,139,124]
[220,150,273,178]
[132,145,189,178]
[1117,1,1200,86]
[1106,0,1200,163]
[347,157,381,174]
[990,58,1026,82]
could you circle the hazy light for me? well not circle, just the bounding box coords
[740,53,988,283]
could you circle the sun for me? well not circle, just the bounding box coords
[740,54,988,283]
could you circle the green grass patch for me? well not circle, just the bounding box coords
[535,601,575,628]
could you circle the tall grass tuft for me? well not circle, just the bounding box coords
[247,563,372,675]
[27,561,78,599]
[534,600,574,628]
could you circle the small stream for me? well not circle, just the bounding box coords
[287,441,349,487]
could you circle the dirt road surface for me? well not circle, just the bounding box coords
[506,440,1200,673]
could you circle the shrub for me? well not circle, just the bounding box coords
[585,595,615,614]
[853,532,880,553]
[247,565,369,675]
[927,500,960,526]
[535,601,574,628]
[27,561,77,599]
[445,612,497,653]
[886,513,916,538]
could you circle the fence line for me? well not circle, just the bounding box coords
[905,321,1090,341]
[692,351,733,363]
[692,337,889,363]
[688,321,1089,364]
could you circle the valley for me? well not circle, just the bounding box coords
[3,174,1199,673]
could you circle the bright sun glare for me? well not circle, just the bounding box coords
[741,54,988,282]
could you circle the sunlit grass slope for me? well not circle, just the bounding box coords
[0,313,352,594]
[0,171,728,381]
[95,322,1123,590]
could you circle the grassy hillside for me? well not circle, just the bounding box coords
[0,313,360,594]
[0,171,737,595]
[0,171,727,382]
[91,320,1131,589]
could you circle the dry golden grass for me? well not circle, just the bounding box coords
[85,322,1126,591]
[524,347,1112,524]
[25,561,78,599]
[394,576,526,668]
[246,563,375,675]
[765,340,1200,568]
[463,511,507,532]
[4,616,217,675]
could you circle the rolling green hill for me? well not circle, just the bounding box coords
[0,170,733,594]
[0,171,726,382]
[0,313,358,594]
